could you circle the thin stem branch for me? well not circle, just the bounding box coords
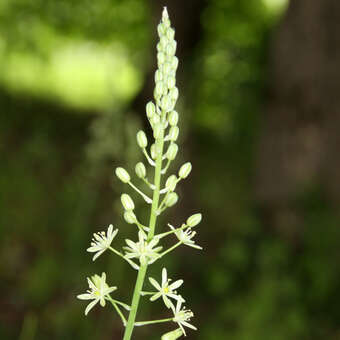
[160,241,182,258]
[134,318,173,326]
[108,297,127,326]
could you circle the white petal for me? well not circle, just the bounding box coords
[150,292,162,301]
[77,293,93,300]
[87,245,102,252]
[107,224,113,236]
[162,268,167,286]
[181,321,197,330]
[126,239,138,250]
[92,249,105,261]
[186,243,202,250]
[169,279,183,290]
[149,277,161,290]
[85,299,98,315]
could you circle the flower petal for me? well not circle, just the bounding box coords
[85,299,98,315]
[149,277,161,290]
[169,279,183,290]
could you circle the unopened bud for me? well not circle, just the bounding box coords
[166,43,175,56]
[169,87,179,101]
[135,162,146,178]
[167,76,176,89]
[157,52,165,65]
[121,194,135,211]
[178,162,192,179]
[157,23,166,37]
[161,328,183,340]
[155,70,163,83]
[161,95,172,112]
[171,56,179,70]
[164,192,178,207]
[160,36,168,49]
[150,144,157,159]
[151,114,160,126]
[146,102,156,119]
[166,143,178,160]
[115,167,130,183]
[153,123,163,139]
[186,213,202,227]
[124,211,137,224]
[166,28,175,41]
[162,62,172,76]
[168,111,178,126]
[168,126,179,141]
[137,130,148,148]
[165,175,177,192]
[155,82,164,98]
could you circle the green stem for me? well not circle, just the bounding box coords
[160,241,182,258]
[134,318,173,326]
[108,297,127,326]
[122,128,164,340]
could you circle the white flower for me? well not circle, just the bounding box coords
[148,268,184,308]
[171,299,197,336]
[87,224,118,261]
[168,224,202,249]
[77,272,117,315]
[124,231,162,265]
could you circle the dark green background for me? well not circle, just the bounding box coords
[1,1,339,339]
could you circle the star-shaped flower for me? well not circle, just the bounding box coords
[87,224,118,261]
[148,268,184,308]
[168,224,202,249]
[124,231,162,265]
[171,299,197,336]
[77,272,117,315]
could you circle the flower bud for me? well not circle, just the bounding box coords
[164,192,178,207]
[166,28,175,41]
[168,111,178,126]
[157,23,166,37]
[178,162,192,179]
[137,130,148,148]
[171,56,179,70]
[115,167,130,183]
[124,211,137,224]
[146,101,156,119]
[155,82,164,98]
[169,87,179,101]
[168,126,179,141]
[135,162,146,178]
[121,194,135,211]
[165,43,175,56]
[162,62,172,76]
[166,143,178,160]
[150,143,157,159]
[161,95,172,112]
[157,52,165,65]
[186,213,202,227]
[153,123,163,139]
[161,328,183,340]
[155,70,163,83]
[167,76,176,89]
[160,36,168,49]
[165,175,177,192]
[151,114,160,126]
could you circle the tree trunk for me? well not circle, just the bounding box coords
[255,0,340,240]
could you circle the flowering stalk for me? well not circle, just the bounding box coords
[77,7,202,340]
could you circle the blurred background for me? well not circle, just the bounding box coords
[1,0,340,339]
